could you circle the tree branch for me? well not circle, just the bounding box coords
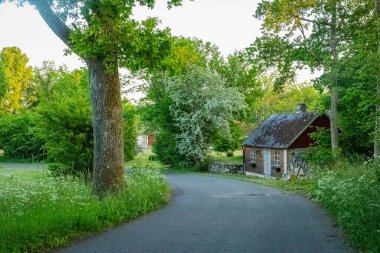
[337,9,347,31]
[30,0,71,48]
[295,21,323,65]
[299,17,330,27]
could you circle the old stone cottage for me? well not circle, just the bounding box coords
[242,104,330,178]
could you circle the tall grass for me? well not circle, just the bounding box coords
[315,163,380,253]
[0,168,170,253]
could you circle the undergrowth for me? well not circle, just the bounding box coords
[0,167,170,253]
[315,164,380,253]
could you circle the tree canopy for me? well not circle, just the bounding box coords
[0,47,33,112]
[0,0,189,195]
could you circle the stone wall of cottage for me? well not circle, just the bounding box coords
[243,146,264,175]
[244,146,312,178]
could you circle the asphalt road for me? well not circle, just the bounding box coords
[55,174,354,253]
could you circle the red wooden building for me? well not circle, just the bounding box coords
[242,104,330,178]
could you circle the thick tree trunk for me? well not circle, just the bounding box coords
[31,1,125,195]
[329,1,340,154]
[87,58,124,196]
[374,0,380,162]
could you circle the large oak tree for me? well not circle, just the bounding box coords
[0,0,182,195]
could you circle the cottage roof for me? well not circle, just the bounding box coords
[243,112,320,149]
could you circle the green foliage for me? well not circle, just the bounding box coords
[0,47,33,112]
[0,59,7,103]
[143,65,246,168]
[33,66,93,177]
[0,110,44,160]
[153,130,184,166]
[214,50,261,120]
[213,122,243,153]
[209,150,243,165]
[250,75,323,124]
[302,128,335,168]
[156,37,224,76]
[165,67,246,167]
[142,71,183,166]
[0,167,170,253]
[122,100,137,161]
[127,148,166,170]
[315,164,380,252]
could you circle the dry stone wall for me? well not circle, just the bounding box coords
[208,162,243,174]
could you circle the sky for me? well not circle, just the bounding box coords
[0,1,261,70]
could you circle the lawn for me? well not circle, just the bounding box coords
[209,150,243,165]
[126,148,166,170]
[0,166,48,179]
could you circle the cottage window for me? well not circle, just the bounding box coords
[250,149,257,163]
[274,151,281,166]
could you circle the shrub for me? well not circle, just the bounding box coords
[122,100,138,161]
[315,164,380,252]
[34,67,93,177]
[0,111,44,161]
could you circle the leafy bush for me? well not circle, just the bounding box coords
[153,130,184,166]
[0,111,44,161]
[213,122,243,154]
[302,128,336,168]
[122,100,137,161]
[226,151,234,157]
[34,67,93,177]
[315,164,380,252]
[165,67,246,167]
[0,167,170,253]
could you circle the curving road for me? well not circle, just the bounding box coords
[55,174,354,253]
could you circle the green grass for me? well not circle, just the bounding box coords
[126,148,166,170]
[0,167,170,253]
[314,164,380,253]
[0,167,48,179]
[209,150,243,165]
[207,173,316,197]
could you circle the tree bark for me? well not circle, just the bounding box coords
[31,1,125,195]
[32,0,70,47]
[87,58,124,196]
[374,0,380,162]
[329,1,340,154]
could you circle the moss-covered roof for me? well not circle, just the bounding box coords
[243,112,319,149]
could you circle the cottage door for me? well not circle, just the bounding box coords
[263,149,271,178]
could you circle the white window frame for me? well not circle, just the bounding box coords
[274,150,281,166]
[250,149,257,163]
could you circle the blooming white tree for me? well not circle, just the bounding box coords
[166,67,246,167]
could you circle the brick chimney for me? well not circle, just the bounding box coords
[296,103,307,113]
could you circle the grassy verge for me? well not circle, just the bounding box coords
[314,164,380,253]
[207,173,316,197]
[0,167,170,253]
